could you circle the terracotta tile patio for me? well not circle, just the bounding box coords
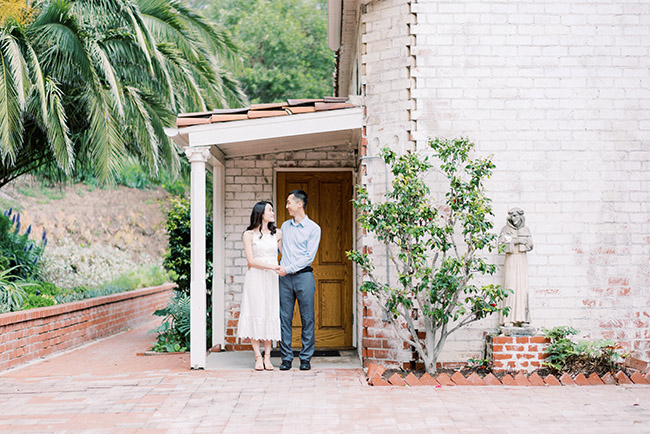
[0,320,649,433]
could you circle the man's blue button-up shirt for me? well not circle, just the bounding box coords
[280,216,321,274]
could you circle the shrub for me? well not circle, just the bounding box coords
[20,281,62,310]
[162,196,213,296]
[22,293,56,309]
[150,293,191,352]
[543,326,627,376]
[0,209,47,280]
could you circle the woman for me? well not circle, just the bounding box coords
[237,201,282,371]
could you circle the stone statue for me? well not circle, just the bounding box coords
[498,207,533,326]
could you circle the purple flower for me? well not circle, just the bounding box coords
[42,229,47,241]
[25,225,31,236]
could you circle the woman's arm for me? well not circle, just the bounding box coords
[243,231,278,270]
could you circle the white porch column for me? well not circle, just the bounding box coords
[211,160,225,348]
[185,146,211,369]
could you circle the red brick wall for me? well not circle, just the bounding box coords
[0,283,174,372]
[487,335,550,372]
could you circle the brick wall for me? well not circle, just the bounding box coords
[487,335,550,372]
[355,0,416,370]
[222,145,356,350]
[0,283,174,371]
[352,0,650,367]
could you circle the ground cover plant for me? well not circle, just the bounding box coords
[347,137,510,375]
[542,326,628,376]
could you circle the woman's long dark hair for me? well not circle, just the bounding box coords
[246,201,277,238]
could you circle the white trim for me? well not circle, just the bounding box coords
[212,164,225,349]
[187,150,208,369]
[276,167,356,173]
[177,108,363,149]
[328,0,342,50]
[209,147,226,166]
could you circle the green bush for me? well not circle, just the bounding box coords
[543,326,627,375]
[22,293,56,309]
[20,281,62,310]
[0,209,47,280]
[163,197,213,296]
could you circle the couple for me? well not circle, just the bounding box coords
[237,190,321,372]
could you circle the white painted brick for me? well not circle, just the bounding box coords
[353,0,650,364]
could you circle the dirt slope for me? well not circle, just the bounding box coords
[0,177,171,287]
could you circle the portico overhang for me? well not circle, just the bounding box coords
[166,106,363,158]
[166,103,363,370]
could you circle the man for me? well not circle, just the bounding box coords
[277,190,321,371]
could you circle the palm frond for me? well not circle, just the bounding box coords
[85,86,125,183]
[121,1,155,74]
[0,34,26,164]
[88,40,125,117]
[123,85,158,173]
[158,42,206,111]
[44,77,74,171]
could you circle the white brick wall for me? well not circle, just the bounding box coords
[354,0,650,363]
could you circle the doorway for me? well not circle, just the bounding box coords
[276,171,354,348]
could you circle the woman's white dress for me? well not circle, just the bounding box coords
[237,232,281,340]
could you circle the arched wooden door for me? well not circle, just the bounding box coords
[277,171,354,348]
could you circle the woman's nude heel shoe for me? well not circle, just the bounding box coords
[255,356,264,371]
[263,357,274,371]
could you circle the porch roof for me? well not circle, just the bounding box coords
[165,97,363,160]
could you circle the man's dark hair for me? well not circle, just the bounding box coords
[289,189,308,207]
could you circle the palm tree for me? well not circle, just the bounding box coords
[0,0,246,187]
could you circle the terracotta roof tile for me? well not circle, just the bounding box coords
[314,102,355,111]
[287,98,323,106]
[247,110,288,119]
[250,102,286,110]
[175,97,356,128]
[285,106,316,114]
[211,114,248,122]
[176,117,211,127]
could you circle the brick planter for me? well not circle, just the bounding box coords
[487,335,550,372]
[0,283,174,372]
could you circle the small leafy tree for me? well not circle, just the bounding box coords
[347,137,511,374]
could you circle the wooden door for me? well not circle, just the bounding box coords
[277,171,353,348]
